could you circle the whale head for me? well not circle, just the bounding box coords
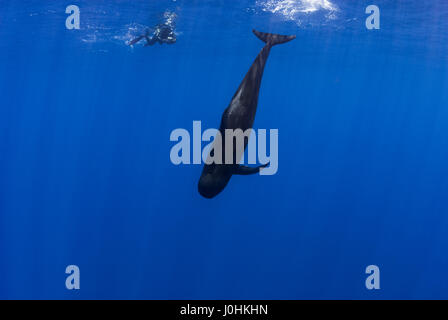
[198,165,232,199]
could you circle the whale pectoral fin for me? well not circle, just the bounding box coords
[233,163,269,175]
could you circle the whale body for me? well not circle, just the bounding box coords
[198,30,296,199]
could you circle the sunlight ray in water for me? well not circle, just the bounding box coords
[257,0,339,25]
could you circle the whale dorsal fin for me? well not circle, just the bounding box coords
[253,29,296,46]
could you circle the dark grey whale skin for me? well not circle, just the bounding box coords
[198,30,296,199]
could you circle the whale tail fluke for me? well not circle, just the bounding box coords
[253,29,296,47]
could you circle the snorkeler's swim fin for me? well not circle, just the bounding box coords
[128,35,145,46]
[253,29,296,47]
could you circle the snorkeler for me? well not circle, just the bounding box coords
[128,23,176,46]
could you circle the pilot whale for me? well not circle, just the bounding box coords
[198,30,296,199]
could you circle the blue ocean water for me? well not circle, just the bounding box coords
[0,0,447,299]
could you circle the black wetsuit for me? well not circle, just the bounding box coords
[129,23,176,46]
